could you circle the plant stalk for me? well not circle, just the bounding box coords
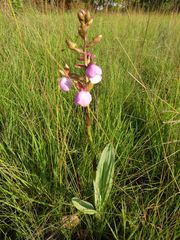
[84,38,96,175]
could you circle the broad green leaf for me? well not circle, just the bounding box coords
[94,144,115,211]
[72,197,97,215]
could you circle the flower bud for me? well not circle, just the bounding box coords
[66,40,83,53]
[87,18,93,26]
[79,9,86,16]
[79,52,96,61]
[85,11,91,22]
[78,27,86,39]
[66,40,77,50]
[81,22,89,33]
[74,90,92,107]
[58,77,72,92]
[65,64,70,70]
[78,11,85,22]
[93,35,102,44]
[73,47,84,54]
[87,35,102,47]
[59,69,65,76]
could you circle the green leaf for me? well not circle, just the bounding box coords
[94,144,115,211]
[72,197,97,215]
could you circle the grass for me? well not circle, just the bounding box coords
[0,8,180,239]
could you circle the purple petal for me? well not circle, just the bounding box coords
[58,77,72,92]
[74,90,92,107]
[86,64,102,78]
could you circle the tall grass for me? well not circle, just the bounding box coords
[0,8,179,239]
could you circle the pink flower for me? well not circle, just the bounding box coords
[86,64,102,84]
[74,90,92,107]
[58,77,72,92]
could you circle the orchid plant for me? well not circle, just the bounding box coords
[58,9,102,144]
[59,10,115,226]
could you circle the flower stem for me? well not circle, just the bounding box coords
[86,106,93,143]
[84,38,92,143]
[85,106,96,178]
[84,38,97,176]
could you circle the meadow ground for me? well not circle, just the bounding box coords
[0,8,180,240]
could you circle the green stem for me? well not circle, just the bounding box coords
[86,106,93,143]
[86,106,97,179]
[83,38,97,177]
[84,38,92,143]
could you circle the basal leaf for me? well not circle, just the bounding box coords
[72,197,97,215]
[94,144,115,211]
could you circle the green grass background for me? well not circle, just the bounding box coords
[0,8,180,239]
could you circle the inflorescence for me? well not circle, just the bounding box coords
[58,9,102,108]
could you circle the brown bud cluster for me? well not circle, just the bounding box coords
[63,9,102,89]
[77,9,93,40]
[66,9,102,54]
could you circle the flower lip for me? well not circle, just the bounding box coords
[74,90,92,107]
[89,75,102,84]
[58,77,72,92]
[86,64,102,78]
